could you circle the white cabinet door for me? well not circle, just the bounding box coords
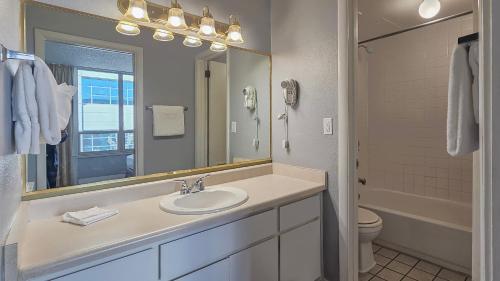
[176,259,229,281]
[52,249,157,281]
[280,220,321,281]
[229,237,278,281]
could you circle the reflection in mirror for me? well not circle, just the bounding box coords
[24,2,270,193]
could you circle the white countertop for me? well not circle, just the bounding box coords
[15,164,325,280]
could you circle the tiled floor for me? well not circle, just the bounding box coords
[359,244,472,281]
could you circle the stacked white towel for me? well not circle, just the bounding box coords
[447,44,479,156]
[12,57,76,154]
[62,207,119,226]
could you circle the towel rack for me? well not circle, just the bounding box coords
[145,105,188,111]
[458,33,478,44]
[1,44,35,62]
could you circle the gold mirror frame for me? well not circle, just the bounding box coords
[20,0,272,201]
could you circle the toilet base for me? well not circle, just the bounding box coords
[359,241,376,273]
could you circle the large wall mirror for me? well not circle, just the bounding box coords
[22,1,271,199]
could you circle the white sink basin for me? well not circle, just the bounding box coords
[159,186,249,215]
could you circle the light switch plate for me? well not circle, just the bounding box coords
[231,121,237,133]
[323,118,333,135]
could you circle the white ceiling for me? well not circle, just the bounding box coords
[359,0,473,42]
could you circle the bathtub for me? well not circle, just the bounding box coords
[359,188,472,274]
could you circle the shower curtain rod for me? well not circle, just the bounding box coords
[359,10,473,45]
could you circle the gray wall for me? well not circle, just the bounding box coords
[34,0,271,53]
[271,0,339,279]
[0,0,22,280]
[228,49,271,162]
[26,4,210,175]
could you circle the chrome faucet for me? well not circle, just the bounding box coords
[174,174,211,195]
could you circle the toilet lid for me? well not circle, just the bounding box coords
[358,208,379,224]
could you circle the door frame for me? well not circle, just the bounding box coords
[33,29,145,181]
[194,50,228,168]
[338,0,494,280]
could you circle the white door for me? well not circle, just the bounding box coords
[208,61,227,166]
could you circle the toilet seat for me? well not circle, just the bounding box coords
[358,208,382,228]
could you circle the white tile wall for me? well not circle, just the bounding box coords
[357,15,474,204]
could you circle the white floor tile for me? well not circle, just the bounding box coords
[415,260,441,275]
[407,268,435,281]
[387,260,412,275]
[377,268,404,281]
[438,269,468,281]
[395,254,419,267]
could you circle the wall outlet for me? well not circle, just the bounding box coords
[323,117,333,135]
[231,121,237,133]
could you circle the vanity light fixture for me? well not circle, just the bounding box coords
[183,35,202,47]
[166,0,188,30]
[153,29,175,41]
[226,15,244,44]
[116,21,141,36]
[124,0,150,22]
[198,7,217,38]
[210,41,227,52]
[418,0,441,19]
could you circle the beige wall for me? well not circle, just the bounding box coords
[271,0,339,278]
[357,15,474,203]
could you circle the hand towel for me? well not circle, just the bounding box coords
[468,41,479,124]
[12,62,40,154]
[34,57,61,145]
[62,206,119,226]
[152,105,185,137]
[56,83,76,130]
[447,45,479,156]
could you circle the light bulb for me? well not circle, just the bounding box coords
[226,15,244,44]
[131,7,145,19]
[419,0,441,19]
[116,21,140,36]
[210,42,227,52]
[153,29,174,41]
[198,7,217,38]
[183,36,202,47]
[124,0,150,23]
[169,16,182,27]
[167,0,188,30]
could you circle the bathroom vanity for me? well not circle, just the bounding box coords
[5,163,325,281]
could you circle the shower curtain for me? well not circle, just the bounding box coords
[48,63,75,187]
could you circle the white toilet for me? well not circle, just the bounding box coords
[358,207,383,273]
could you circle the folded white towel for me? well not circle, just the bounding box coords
[152,105,185,137]
[12,62,40,154]
[468,41,479,124]
[62,207,119,226]
[56,83,76,130]
[34,57,61,145]
[447,45,479,156]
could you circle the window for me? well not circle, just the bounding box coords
[77,69,135,153]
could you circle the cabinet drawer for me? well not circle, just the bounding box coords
[160,209,277,280]
[176,259,229,281]
[280,195,320,232]
[52,249,156,281]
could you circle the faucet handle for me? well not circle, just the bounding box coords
[173,179,190,195]
[194,174,210,184]
[192,174,210,192]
